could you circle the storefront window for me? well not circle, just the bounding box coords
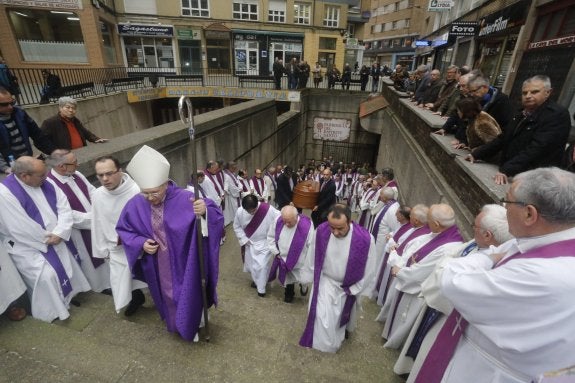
[318,52,335,68]
[124,37,174,68]
[206,34,231,73]
[319,37,337,50]
[8,8,87,62]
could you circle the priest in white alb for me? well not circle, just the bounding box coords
[0,156,90,322]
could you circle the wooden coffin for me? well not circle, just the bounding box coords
[293,180,320,209]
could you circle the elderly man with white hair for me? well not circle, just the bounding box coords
[398,204,513,381]
[40,96,107,150]
[382,203,463,349]
[116,145,224,341]
[267,205,314,303]
[414,167,575,383]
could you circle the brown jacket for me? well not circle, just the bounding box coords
[40,114,99,150]
[466,111,501,150]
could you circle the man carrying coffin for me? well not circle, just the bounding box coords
[267,205,314,303]
[300,204,376,353]
[233,193,280,297]
[0,156,90,322]
[117,145,223,341]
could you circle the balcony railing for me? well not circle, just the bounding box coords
[4,66,382,106]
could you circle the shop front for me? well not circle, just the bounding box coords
[118,24,176,73]
[176,28,202,74]
[474,0,531,88]
[232,30,303,76]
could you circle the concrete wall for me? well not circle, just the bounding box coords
[74,98,303,187]
[302,89,381,163]
[25,93,153,140]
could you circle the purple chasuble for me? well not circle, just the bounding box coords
[300,222,371,348]
[2,174,73,297]
[370,200,396,240]
[47,172,104,268]
[268,214,312,285]
[387,225,463,337]
[116,181,224,341]
[414,237,575,383]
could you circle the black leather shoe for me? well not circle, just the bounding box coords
[100,288,112,296]
[250,282,257,288]
[257,292,266,298]
[71,299,81,307]
[125,290,145,317]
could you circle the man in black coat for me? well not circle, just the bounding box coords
[311,168,336,228]
[468,75,571,185]
[275,166,298,209]
[466,73,513,131]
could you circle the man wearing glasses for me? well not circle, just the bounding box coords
[116,146,223,341]
[421,167,575,383]
[47,149,110,294]
[0,87,55,174]
[465,72,512,131]
[91,155,147,316]
[0,156,90,322]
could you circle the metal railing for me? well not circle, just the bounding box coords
[4,66,382,106]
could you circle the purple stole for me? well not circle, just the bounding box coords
[268,215,312,285]
[47,172,104,268]
[300,222,371,348]
[3,175,73,297]
[265,171,277,190]
[386,180,398,188]
[205,170,224,208]
[396,225,431,256]
[358,188,378,226]
[370,200,396,240]
[251,176,265,197]
[375,222,413,293]
[414,237,575,383]
[387,225,463,337]
[243,203,270,238]
[224,169,241,205]
[239,178,250,193]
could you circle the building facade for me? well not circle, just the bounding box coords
[0,0,369,76]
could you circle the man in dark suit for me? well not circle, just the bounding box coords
[311,168,336,228]
[468,75,571,185]
[275,166,298,209]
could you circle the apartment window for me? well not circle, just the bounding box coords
[347,23,355,37]
[392,20,398,30]
[323,5,340,28]
[8,8,87,63]
[182,0,210,17]
[268,0,286,23]
[294,2,311,25]
[319,37,337,50]
[405,18,410,28]
[233,0,258,20]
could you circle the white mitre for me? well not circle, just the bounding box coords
[127,145,170,189]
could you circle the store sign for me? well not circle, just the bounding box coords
[478,0,530,37]
[449,22,478,37]
[313,118,351,142]
[0,0,81,9]
[346,38,360,48]
[415,40,432,47]
[428,0,454,12]
[527,35,575,49]
[205,31,229,39]
[177,29,201,40]
[118,24,174,37]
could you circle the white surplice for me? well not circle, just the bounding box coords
[367,201,400,298]
[306,224,377,353]
[0,179,91,322]
[91,174,147,312]
[48,169,110,292]
[233,203,280,294]
[440,228,575,383]
[266,215,314,286]
[223,170,243,226]
[0,239,27,313]
[382,231,462,349]
[249,177,269,201]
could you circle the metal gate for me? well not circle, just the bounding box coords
[322,141,378,167]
